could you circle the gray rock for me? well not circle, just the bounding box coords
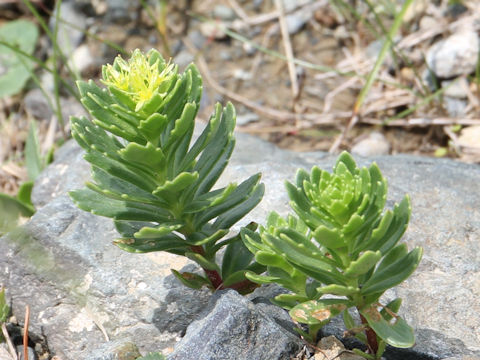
[236,112,260,126]
[426,30,479,78]
[442,77,470,99]
[285,11,311,35]
[68,44,96,76]
[87,340,141,360]
[173,50,194,70]
[444,96,468,117]
[49,2,86,52]
[168,290,303,360]
[1,124,480,359]
[24,88,53,121]
[105,0,136,24]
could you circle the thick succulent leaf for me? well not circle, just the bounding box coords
[153,172,199,199]
[313,225,345,249]
[244,271,283,285]
[195,174,260,227]
[70,116,123,158]
[213,182,264,230]
[90,167,164,206]
[138,113,169,144]
[84,151,157,192]
[164,102,197,149]
[381,298,402,321]
[361,247,422,295]
[360,306,415,348]
[69,188,167,222]
[317,284,359,296]
[114,233,188,253]
[221,237,255,279]
[185,252,221,272]
[241,227,271,254]
[179,104,222,172]
[171,270,211,290]
[376,196,411,254]
[119,142,165,171]
[222,261,266,288]
[0,287,9,323]
[184,229,228,246]
[254,251,294,273]
[134,223,184,239]
[343,250,381,278]
[290,299,351,325]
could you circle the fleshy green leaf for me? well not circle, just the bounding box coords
[360,305,415,348]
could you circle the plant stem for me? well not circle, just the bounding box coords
[190,245,224,290]
[360,313,378,355]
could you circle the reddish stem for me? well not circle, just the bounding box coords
[190,245,224,290]
[360,314,378,355]
[190,245,258,293]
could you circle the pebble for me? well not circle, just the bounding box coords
[188,30,207,49]
[441,77,470,99]
[351,132,390,157]
[213,5,236,21]
[24,88,53,121]
[199,22,228,40]
[286,10,311,35]
[426,29,479,78]
[174,50,194,70]
[457,126,480,151]
[443,96,468,117]
[68,44,96,76]
[49,1,87,51]
[16,345,37,360]
[236,113,259,126]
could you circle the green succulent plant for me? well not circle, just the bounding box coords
[242,152,422,359]
[69,49,265,294]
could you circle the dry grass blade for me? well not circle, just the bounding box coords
[1,323,18,360]
[23,305,30,360]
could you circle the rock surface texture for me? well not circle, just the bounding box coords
[1,129,479,359]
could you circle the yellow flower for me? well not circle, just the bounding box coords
[102,49,175,111]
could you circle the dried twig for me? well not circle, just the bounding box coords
[274,0,299,103]
[23,305,30,360]
[1,322,18,360]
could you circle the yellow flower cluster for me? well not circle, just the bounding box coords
[102,49,175,111]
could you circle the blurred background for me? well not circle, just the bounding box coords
[0,0,479,225]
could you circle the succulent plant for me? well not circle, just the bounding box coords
[70,49,265,294]
[242,152,422,359]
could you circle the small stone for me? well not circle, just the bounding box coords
[16,345,37,360]
[199,22,227,40]
[426,30,479,78]
[443,96,468,117]
[351,132,390,157]
[188,30,206,49]
[49,2,86,51]
[419,16,437,31]
[442,77,470,99]
[457,126,480,151]
[213,5,236,21]
[243,42,256,56]
[68,44,96,76]
[314,336,364,360]
[236,113,259,126]
[174,50,194,70]
[24,88,53,121]
[285,11,311,35]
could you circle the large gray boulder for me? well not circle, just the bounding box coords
[1,127,479,359]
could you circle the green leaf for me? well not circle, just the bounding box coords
[171,270,211,290]
[290,299,350,325]
[138,113,169,144]
[317,284,359,296]
[185,252,221,272]
[0,20,38,97]
[360,306,415,348]
[153,172,199,199]
[0,287,9,323]
[119,142,166,172]
[343,250,381,278]
[221,236,255,279]
[361,247,423,295]
[136,352,166,360]
[25,120,43,181]
[0,192,35,234]
[134,223,183,239]
[16,181,34,210]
